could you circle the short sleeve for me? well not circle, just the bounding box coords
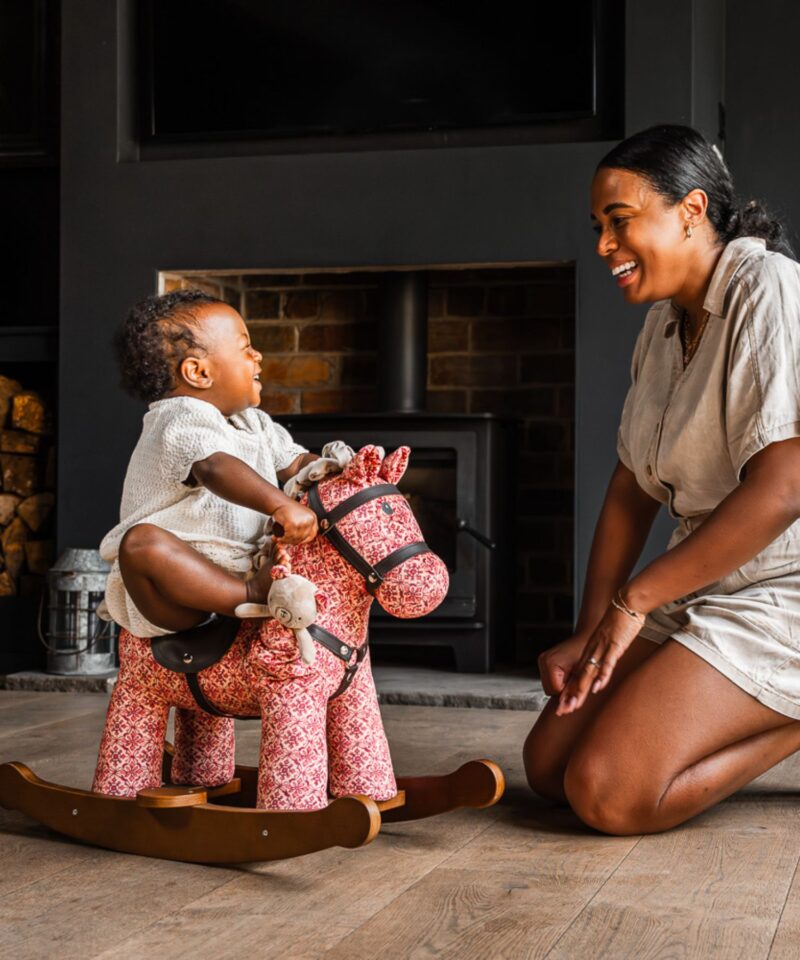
[616,324,647,471]
[253,410,308,472]
[157,398,239,484]
[726,257,800,480]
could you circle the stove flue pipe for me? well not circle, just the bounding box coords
[378,271,428,413]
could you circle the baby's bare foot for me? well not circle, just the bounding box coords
[245,559,274,605]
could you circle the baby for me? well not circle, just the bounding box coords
[100,289,320,638]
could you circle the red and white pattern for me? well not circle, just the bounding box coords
[93,446,449,811]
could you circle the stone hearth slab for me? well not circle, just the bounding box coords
[372,667,546,710]
[0,667,547,710]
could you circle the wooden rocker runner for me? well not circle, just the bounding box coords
[0,749,504,864]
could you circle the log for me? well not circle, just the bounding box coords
[0,571,15,596]
[0,454,38,497]
[0,430,41,455]
[0,494,21,525]
[1,517,29,578]
[0,376,22,429]
[17,492,54,533]
[11,392,51,435]
[25,540,54,575]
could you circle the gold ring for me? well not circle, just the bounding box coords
[587,657,601,668]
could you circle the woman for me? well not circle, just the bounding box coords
[524,124,800,835]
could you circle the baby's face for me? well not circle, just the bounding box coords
[194,304,263,415]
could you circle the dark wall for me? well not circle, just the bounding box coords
[0,168,59,328]
[58,1,724,626]
[725,1,800,253]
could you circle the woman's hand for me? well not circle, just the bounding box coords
[555,605,643,716]
[537,633,593,697]
[272,501,318,545]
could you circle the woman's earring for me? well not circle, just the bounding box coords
[685,224,694,238]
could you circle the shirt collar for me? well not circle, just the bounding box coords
[702,236,766,317]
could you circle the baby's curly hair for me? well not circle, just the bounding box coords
[114,289,222,403]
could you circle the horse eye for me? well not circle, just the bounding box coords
[381,502,394,516]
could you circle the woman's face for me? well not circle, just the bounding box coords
[590,167,690,305]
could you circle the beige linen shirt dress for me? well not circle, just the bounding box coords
[618,237,800,719]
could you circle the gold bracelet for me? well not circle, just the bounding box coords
[611,590,645,624]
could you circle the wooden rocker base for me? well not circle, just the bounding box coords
[0,748,504,865]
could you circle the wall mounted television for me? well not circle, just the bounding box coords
[137,0,624,150]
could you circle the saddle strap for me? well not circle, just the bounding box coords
[303,623,368,701]
[327,633,369,702]
[183,623,368,718]
[185,672,257,721]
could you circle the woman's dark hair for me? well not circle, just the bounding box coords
[114,289,222,403]
[597,125,794,258]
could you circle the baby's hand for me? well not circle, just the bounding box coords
[272,502,318,545]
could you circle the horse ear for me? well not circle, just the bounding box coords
[379,446,410,484]
[343,445,383,483]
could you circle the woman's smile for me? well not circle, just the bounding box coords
[610,259,640,288]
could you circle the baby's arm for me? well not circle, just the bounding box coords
[191,452,317,544]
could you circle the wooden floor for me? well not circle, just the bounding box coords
[2,692,800,960]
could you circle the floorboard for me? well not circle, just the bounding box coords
[1,691,799,960]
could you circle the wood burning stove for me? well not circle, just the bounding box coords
[279,412,516,672]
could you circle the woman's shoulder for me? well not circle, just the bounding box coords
[729,240,800,306]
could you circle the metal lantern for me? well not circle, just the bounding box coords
[41,549,117,675]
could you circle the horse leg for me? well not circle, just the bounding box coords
[170,708,236,788]
[256,678,330,811]
[327,650,397,802]
[92,672,169,798]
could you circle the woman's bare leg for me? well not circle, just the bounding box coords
[524,635,659,801]
[563,640,800,834]
[118,523,271,632]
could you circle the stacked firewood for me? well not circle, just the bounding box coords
[0,375,55,597]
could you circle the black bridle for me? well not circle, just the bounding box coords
[306,481,431,593]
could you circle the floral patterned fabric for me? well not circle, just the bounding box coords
[92,445,449,811]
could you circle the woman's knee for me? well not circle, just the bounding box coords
[523,724,568,802]
[563,746,658,836]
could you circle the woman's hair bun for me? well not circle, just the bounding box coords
[736,197,790,254]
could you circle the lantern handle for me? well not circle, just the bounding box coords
[36,590,115,656]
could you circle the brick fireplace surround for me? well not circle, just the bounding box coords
[162,265,575,665]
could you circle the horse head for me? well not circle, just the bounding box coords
[306,444,449,619]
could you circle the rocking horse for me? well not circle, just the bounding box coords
[0,445,505,863]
